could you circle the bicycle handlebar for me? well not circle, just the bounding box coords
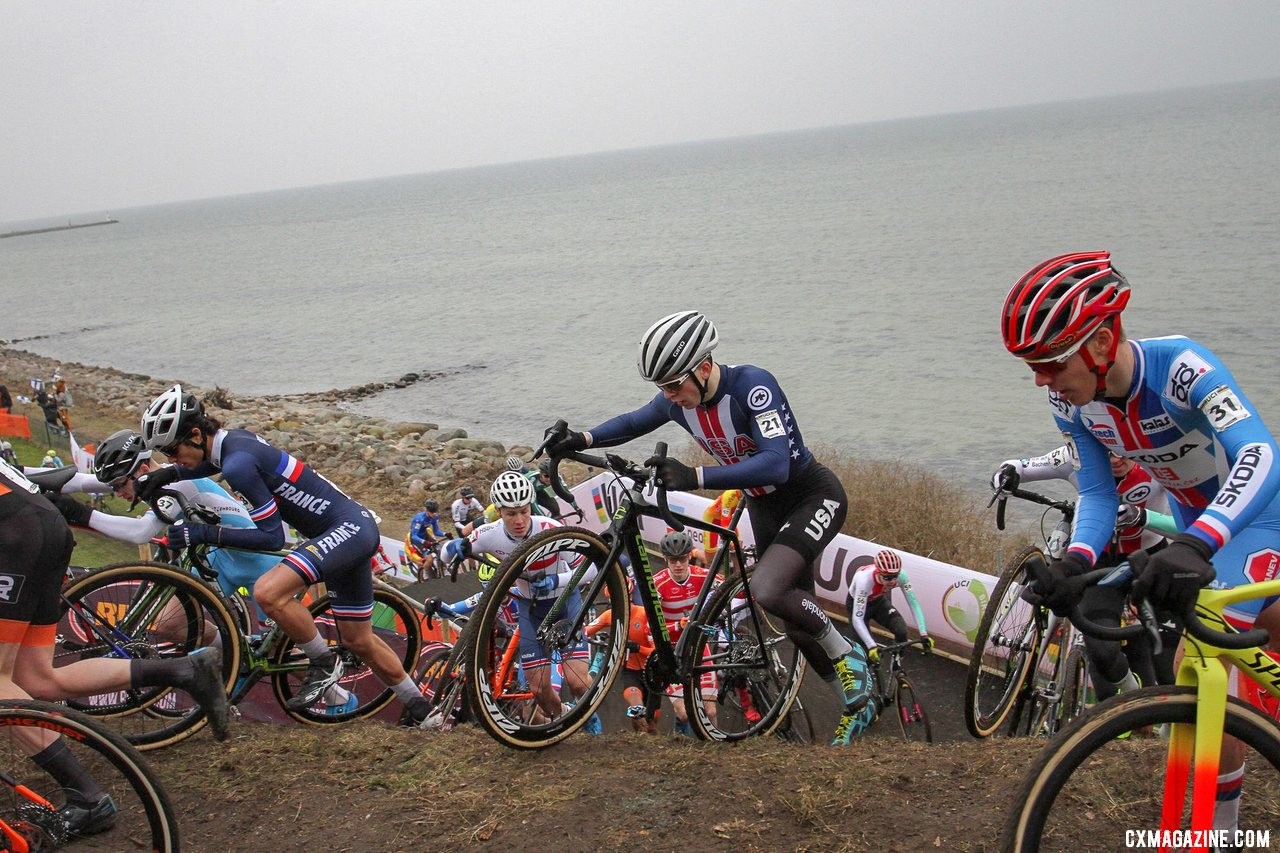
[536,420,684,531]
[137,486,220,527]
[990,485,1076,532]
[877,638,931,655]
[1027,554,1273,652]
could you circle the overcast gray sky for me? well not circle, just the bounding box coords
[4,1,1279,222]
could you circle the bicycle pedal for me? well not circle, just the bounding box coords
[229,704,244,721]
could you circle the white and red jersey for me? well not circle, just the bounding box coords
[1114,463,1171,555]
[466,515,591,600]
[653,564,711,640]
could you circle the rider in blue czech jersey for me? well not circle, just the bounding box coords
[1056,337,1280,626]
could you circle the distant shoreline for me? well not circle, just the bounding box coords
[0,218,118,239]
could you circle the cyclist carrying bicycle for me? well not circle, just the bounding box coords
[0,457,229,836]
[545,310,874,745]
[1001,250,1280,835]
[133,385,432,725]
[442,471,599,726]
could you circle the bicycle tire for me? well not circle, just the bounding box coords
[964,545,1046,738]
[416,607,486,730]
[466,526,629,749]
[682,569,806,742]
[774,700,816,745]
[895,677,933,743]
[416,645,465,729]
[56,562,241,750]
[1002,686,1280,851]
[0,699,179,851]
[271,586,424,723]
[1057,646,1089,728]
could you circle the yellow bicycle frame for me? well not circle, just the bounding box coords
[1162,578,1280,840]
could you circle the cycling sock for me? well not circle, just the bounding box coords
[130,655,198,688]
[31,739,107,803]
[391,675,423,703]
[322,683,352,705]
[298,633,332,661]
[815,623,853,660]
[1116,671,1140,693]
[1212,765,1243,832]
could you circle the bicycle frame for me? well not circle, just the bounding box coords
[532,480,757,689]
[1159,578,1280,835]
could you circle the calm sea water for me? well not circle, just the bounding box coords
[4,79,1279,499]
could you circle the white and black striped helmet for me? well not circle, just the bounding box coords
[490,470,535,508]
[636,311,719,384]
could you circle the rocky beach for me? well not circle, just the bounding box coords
[1,347,542,535]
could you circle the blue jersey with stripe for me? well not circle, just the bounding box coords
[1054,337,1280,566]
[183,429,367,551]
[588,363,814,496]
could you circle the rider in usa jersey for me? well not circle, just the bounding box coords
[1002,251,1280,835]
[546,310,874,745]
[135,385,431,724]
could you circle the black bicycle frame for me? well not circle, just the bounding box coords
[532,472,762,685]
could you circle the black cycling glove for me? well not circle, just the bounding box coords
[48,492,93,527]
[1131,534,1215,617]
[134,466,181,504]
[1027,552,1091,617]
[545,427,590,457]
[644,456,698,492]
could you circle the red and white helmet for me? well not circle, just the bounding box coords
[1001,251,1130,362]
[873,550,902,576]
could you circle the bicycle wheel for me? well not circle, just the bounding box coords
[466,527,629,749]
[55,562,241,750]
[1058,645,1090,727]
[895,677,933,743]
[1003,686,1280,851]
[682,569,806,742]
[964,545,1046,738]
[774,700,817,745]
[272,586,424,724]
[0,699,178,851]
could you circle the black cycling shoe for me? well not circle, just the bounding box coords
[185,647,231,741]
[60,794,118,836]
[400,696,433,728]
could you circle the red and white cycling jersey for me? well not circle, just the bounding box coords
[653,564,711,641]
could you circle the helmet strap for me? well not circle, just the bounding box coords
[1080,319,1122,401]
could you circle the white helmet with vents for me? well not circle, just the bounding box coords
[141,384,203,450]
[490,470,535,508]
[636,311,718,384]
